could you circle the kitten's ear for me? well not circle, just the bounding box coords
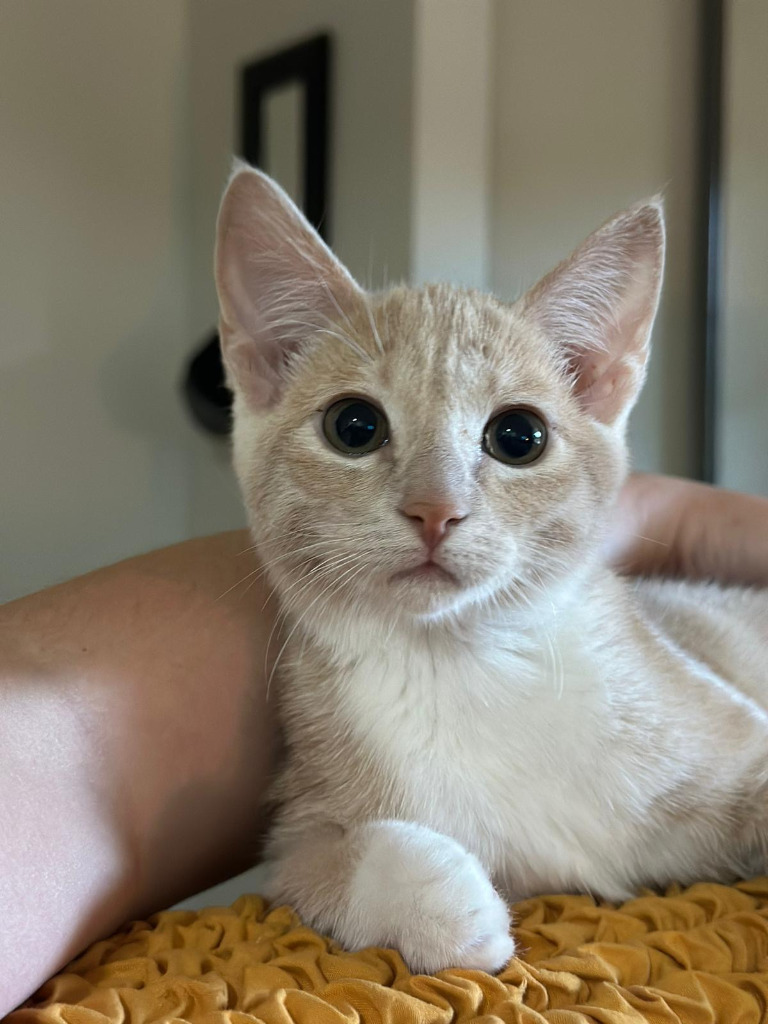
[215,161,363,408]
[522,200,665,426]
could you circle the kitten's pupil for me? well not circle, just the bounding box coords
[337,402,377,448]
[497,414,538,459]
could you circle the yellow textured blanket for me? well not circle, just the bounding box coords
[11,879,768,1023]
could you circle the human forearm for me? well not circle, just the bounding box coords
[0,532,276,1012]
[606,474,768,586]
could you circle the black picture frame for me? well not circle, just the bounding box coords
[241,34,332,241]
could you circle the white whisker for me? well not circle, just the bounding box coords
[363,301,384,355]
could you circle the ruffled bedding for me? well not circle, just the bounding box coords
[10,878,768,1023]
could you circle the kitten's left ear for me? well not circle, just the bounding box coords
[215,161,364,408]
[522,199,665,426]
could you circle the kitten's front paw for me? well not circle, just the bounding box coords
[343,820,515,975]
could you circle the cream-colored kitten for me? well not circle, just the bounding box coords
[215,163,768,975]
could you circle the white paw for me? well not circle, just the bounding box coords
[340,820,515,974]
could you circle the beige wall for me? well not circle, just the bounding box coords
[489,0,700,477]
[718,0,768,495]
[0,0,192,602]
[411,0,493,290]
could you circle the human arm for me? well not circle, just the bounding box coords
[604,473,768,586]
[0,531,276,1014]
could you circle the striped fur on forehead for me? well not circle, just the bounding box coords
[280,281,571,421]
[374,284,545,370]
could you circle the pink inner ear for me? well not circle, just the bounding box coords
[223,332,295,409]
[570,348,638,424]
[568,269,658,422]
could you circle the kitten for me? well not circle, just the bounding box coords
[214,162,768,975]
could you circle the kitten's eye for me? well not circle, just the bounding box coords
[483,408,547,465]
[322,397,389,456]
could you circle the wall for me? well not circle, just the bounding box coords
[718,0,768,495]
[489,0,701,477]
[0,0,192,601]
[185,0,416,536]
[411,0,492,290]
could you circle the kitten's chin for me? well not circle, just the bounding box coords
[386,564,480,619]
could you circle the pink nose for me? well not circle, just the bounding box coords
[400,501,468,550]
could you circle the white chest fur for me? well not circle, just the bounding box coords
[333,616,651,898]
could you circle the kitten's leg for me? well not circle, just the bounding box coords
[264,819,515,974]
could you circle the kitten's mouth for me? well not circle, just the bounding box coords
[390,561,458,585]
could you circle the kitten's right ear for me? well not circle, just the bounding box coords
[215,162,363,408]
[522,199,665,428]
